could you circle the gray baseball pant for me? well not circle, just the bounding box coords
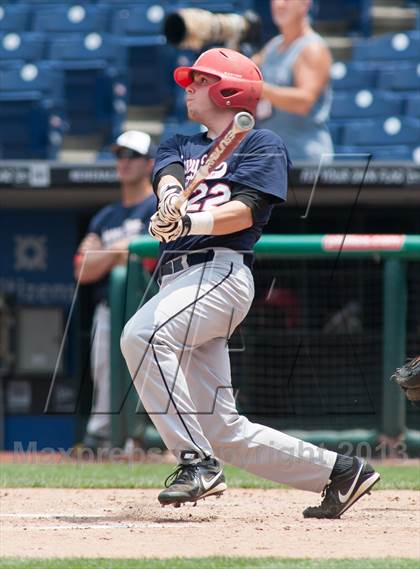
[121,249,336,492]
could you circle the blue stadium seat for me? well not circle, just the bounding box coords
[101,0,168,4]
[342,116,420,146]
[48,34,127,139]
[0,91,63,159]
[0,4,30,32]
[353,30,420,61]
[252,0,278,43]
[160,120,204,143]
[405,94,420,117]
[111,2,169,36]
[327,122,343,145]
[0,62,65,110]
[335,144,420,162]
[311,0,372,36]
[165,49,198,120]
[173,1,254,10]
[0,32,46,61]
[48,32,125,67]
[32,4,109,34]
[16,0,96,3]
[0,60,26,70]
[331,90,404,119]
[330,61,377,90]
[378,63,420,91]
[169,86,188,121]
[117,34,171,106]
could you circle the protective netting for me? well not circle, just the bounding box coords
[230,257,384,431]
[406,261,420,431]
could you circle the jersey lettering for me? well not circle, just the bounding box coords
[152,129,289,262]
[187,182,231,212]
[184,155,228,185]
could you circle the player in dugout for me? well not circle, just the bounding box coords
[120,48,379,518]
[74,131,156,453]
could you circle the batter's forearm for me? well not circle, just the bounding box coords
[212,204,252,234]
[187,201,252,236]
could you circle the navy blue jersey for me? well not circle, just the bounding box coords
[88,195,156,302]
[152,128,290,263]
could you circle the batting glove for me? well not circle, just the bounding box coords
[149,211,191,243]
[158,184,187,223]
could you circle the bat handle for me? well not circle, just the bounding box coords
[175,193,187,210]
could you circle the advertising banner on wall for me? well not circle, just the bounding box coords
[0,210,77,306]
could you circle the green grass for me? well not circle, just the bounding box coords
[0,463,419,490]
[0,559,418,569]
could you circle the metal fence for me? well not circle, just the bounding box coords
[109,234,420,454]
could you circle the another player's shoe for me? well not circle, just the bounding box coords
[303,456,380,519]
[158,450,227,507]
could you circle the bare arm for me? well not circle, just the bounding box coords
[74,233,130,284]
[206,200,253,235]
[251,49,264,68]
[261,42,332,116]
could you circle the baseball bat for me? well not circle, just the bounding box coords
[175,111,255,207]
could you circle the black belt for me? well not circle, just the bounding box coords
[159,249,252,278]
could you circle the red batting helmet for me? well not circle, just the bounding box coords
[174,48,263,115]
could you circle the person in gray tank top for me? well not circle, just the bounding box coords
[254,0,334,162]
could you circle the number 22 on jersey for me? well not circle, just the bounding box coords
[187,182,231,213]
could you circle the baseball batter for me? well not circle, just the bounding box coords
[120,48,380,517]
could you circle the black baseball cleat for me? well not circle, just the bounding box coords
[158,450,227,507]
[303,456,380,519]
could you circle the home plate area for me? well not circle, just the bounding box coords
[1,488,418,559]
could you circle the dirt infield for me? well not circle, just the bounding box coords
[1,488,419,559]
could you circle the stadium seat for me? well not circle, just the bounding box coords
[331,90,404,119]
[166,49,197,120]
[32,4,110,34]
[0,60,26,70]
[342,116,420,146]
[327,122,343,146]
[330,61,377,90]
[311,0,372,36]
[405,94,420,117]
[0,32,46,61]
[252,0,278,43]
[48,32,126,68]
[169,86,188,121]
[48,34,127,139]
[353,30,420,61]
[173,1,254,10]
[0,91,63,159]
[0,61,65,111]
[335,144,420,162]
[377,63,420,91]
[111,2,169,36]
[116,34,172,106]
[0,4,30,32]
[160,120,205,142]
[16,0,96,3]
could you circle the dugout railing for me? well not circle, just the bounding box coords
[109,234,420,455]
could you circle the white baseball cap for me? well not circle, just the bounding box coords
[113,130,156,158]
